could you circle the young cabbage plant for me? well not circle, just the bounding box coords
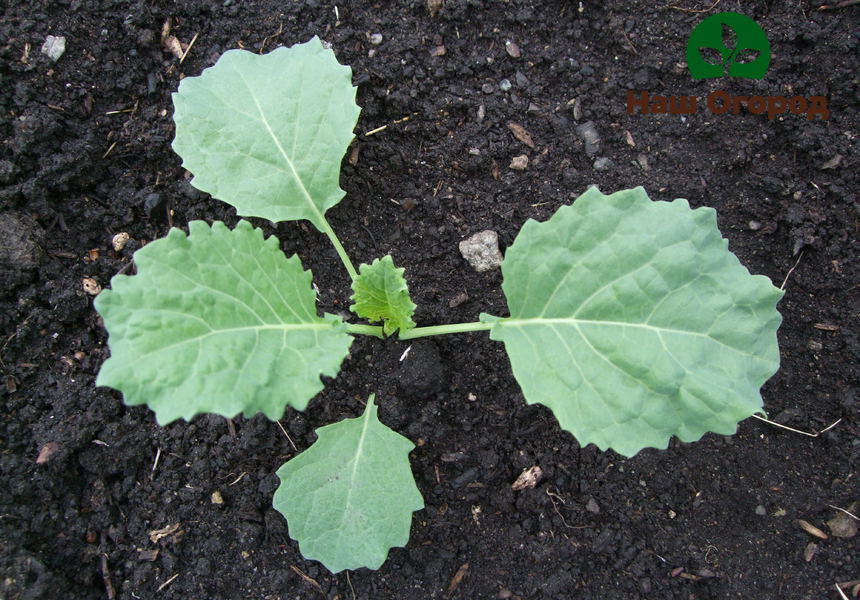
[94,37,783,573]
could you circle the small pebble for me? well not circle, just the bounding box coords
[112,232,130,252]
[143,192,167,219]
[827,501,859,538]
[369,33,383,45]
[449,292,469,308]
[755,505,767,516]
[36,442,60,464]
[430,45,446,57]
[427,0,443,17]
[211,490,224,505]
[509,155,529,170]
[499,78,512,92]
[593,157,613,171]
[41,35,66,61]
[819,154,842,170]
[452,467,478,488]
[575,121,601,156]
[82,277,102,296]
[459,230,503,272]
[515,71,529,88]
[748,220,762,231]
[481,83,495,94]
[505,40,521,58]
[567,97,583,121]
[586,498,600,514]
[625,130,636,146]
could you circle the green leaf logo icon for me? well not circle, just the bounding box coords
[686,12,770,80]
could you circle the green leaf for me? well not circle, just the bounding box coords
[172,37,360,229]
[484,187,783,457]
[273,395,424,572]
[94,220,353,424]
[350,256,417,336]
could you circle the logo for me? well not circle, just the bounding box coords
[625,11,829,120]
[686,12,771,80]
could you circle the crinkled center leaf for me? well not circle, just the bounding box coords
[350,255,417,336]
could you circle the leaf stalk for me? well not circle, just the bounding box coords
[344,323,385,338]
[397,321,493,340]
[319,218,358,279]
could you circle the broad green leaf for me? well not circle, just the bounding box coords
[350,255,417,336]
[172,37,360,229]
[483,187,783,457]
[95,220,352,424]
[273,395,423,573]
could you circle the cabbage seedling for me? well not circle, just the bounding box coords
[94,37,783,573]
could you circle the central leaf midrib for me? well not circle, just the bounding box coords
[336,403,374,538]
[505,316,698,334]
[234,65,325,226]
[134,322,334,360]
[499,316,760,359]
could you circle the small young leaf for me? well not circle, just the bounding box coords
[95,220,353,424]
[350,255,417,336]
[485,187,783,457]
[273,395,423,572]
[172,37,360,229]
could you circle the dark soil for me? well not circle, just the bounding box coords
[1,1,858,599]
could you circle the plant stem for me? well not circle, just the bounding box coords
[344,323,384,338]
[346,321,495,340]
[398,321,493,340]
[318,218,358,279]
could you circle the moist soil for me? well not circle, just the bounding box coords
[1,1,858,599]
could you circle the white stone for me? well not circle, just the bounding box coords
[41,35,66,62]
[459,230,503,272]
[509,154,529,170]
